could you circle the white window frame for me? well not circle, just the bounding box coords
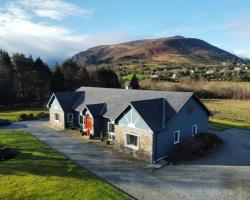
[54,113,60,122]
[174,131,180,144]
[67,113,73,122]
[108,132,116,141]
[125,132,139,150]
[192,124,198,136]
[107,122,115,133]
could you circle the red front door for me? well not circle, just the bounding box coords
[85,114,93,136]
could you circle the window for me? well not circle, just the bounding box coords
[174,131,180,144]
[79,115,83,124]
[108,132,115,141]
[108,122,115,133]
[125,133,139,150]
[67,113,73,122]
[192,125,198,136]
[54,113,60,121]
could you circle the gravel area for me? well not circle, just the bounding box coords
[1,121,250,200]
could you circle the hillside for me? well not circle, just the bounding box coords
[73,36,242,66]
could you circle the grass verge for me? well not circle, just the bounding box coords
[0,131,130,200]
[209,117,250,131]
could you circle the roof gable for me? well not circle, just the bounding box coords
[48,91,84,111]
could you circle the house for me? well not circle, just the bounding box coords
[47,87,210,163]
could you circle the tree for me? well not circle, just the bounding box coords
[79,66,90,86]
[33,57,52,102]
[51,64,66,92]
[60,59,80,90]
[92,68,121,88]
[129,74,140,89]
[0,50,14,105]
[12,53,38,103]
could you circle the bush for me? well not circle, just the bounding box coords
[29,114,34,120]
[168,132,223,162]
[37,112,49,118]
[0,146,17,161]
[17,114,28,121]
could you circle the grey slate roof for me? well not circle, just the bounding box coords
[53,91,84,111]
[130,98,177,132]
[75,87,194,125]
[85,103,106,117]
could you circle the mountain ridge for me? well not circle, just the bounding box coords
[73,36,243,67]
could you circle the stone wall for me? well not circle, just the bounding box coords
[114,125,153,163]
[49,109,65,130]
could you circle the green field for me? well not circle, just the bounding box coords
[123,73,147,81]
[0,131,130,200]
[0,108,48,121]
[203,99,250,131]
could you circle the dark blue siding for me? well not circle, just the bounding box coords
[155,97,209,161]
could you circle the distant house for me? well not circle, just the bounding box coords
[206,69,214,74]
[47,87,210,163]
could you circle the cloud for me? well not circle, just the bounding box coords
[0,0,130,65]
[3,0,92,20]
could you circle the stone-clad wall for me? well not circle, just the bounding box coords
[50,109,65,130]
[114,125,153,163]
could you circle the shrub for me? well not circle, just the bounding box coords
[37,112,49,118]
[17,114,28,121]
[29,114,34,120]
[168,132,223,162]
[0,146,17,161]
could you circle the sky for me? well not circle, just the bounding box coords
[0,0,250,65]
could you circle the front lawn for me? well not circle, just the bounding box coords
[0,131,130,200]
[0,108,48,121]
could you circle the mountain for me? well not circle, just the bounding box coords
[73,36,242,66]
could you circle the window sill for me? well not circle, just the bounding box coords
[125,144,139,150]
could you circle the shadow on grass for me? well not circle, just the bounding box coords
[0,149,100,181]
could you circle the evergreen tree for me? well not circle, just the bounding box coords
[60,59,79,90]
[0,50,14,105]
[12,53,36,103]
[129,74,140,89]
[33,57,52,102]
[51,64,66,92]
[79,66,90,86]
[93,68,121,88]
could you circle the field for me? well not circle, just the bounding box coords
[140,80,250,99]
[0,108,48,121]
[202,99,250,131]
[123,73,147,81]
[0,131,130,200]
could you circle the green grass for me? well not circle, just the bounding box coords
[123,73,146,81]
[0,131,130,200]
[203,100,250,123]
[0,108,48,121]
[209,117,250,131]
[144,63,164,68]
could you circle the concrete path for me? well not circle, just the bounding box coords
[1,120,250,200]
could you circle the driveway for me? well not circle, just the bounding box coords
[1,120,250,200]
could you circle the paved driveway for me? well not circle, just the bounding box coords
[1,121,250,200]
